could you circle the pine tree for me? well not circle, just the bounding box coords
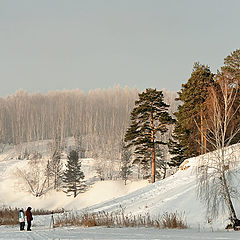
[62,150,85,197]
[172,63,214,160]
[155,144,167,180]
[223,49,240,77]
[124,88,173,183]
[167,139,184,167]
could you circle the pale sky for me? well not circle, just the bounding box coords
[0,0,240,97]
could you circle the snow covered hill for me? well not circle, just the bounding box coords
[1,140,240,231]
[83,159,207,229]
[83,147,240,230]
[0,141,149,211]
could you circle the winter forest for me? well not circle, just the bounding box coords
[0,86,177,181]
[1,48,240,232]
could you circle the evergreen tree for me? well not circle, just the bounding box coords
[124,88,173,183]
[155,144,167,180]
[223,49,240,78]
[172,63,214,160]
[62,150,85,197]
[167,137,185,167]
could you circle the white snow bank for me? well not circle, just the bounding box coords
[1,141,240,231]
[0,148,149,210]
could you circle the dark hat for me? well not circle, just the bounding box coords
[27,207,32,210]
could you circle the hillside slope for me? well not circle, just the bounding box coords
[1,141,240,230]
[0,142,149,210]
[84,150,240,229]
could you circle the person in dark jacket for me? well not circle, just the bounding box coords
[18,208,25,230]
[26,207,33,231]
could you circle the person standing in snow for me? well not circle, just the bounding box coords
[26,207,33,231]
[19,208,25,230]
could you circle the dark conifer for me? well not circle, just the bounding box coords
[167,138,185,167]
[124,88,173,183]
[223,49,240,76]
[172,63,214,160]
[62,150,85,197]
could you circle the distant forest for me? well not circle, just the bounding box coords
[0,86,177,166]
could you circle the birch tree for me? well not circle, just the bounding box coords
[197,70,240,228]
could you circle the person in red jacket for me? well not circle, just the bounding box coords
[26,207,33,231]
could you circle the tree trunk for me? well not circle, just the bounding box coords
[200,110,204,154]
[151,112,155,183]
[222,172,237,222]
[204,126,207,154]
[151,142,155,183]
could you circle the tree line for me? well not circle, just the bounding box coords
[124,49,240,184]
[123,49,240,228]
[169,49,240,165]
[0,86,177,181]
[129,48,240,228]
[0,86,138,146]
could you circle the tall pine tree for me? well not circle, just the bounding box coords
[170,63,214,162]
[223,49,240,78]
[124,88,173,183]
[62,150,85,197]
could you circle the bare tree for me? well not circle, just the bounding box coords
[16,160,51,197]
[47,137,63,190]
[197,71,240,228]
[120,141,132,185]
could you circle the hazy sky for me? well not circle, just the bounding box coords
[1,0,240,97]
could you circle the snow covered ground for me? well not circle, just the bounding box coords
[0,141,149,210]
[1,141,240,239]
[1,226,240,240]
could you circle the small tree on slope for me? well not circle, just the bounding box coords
[62,150,85,197]
[124,88,173,183]
[120,141,132,185]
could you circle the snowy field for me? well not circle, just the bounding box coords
[0,141,149,211]
[1,141,240,239]
[1,226,240,240]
